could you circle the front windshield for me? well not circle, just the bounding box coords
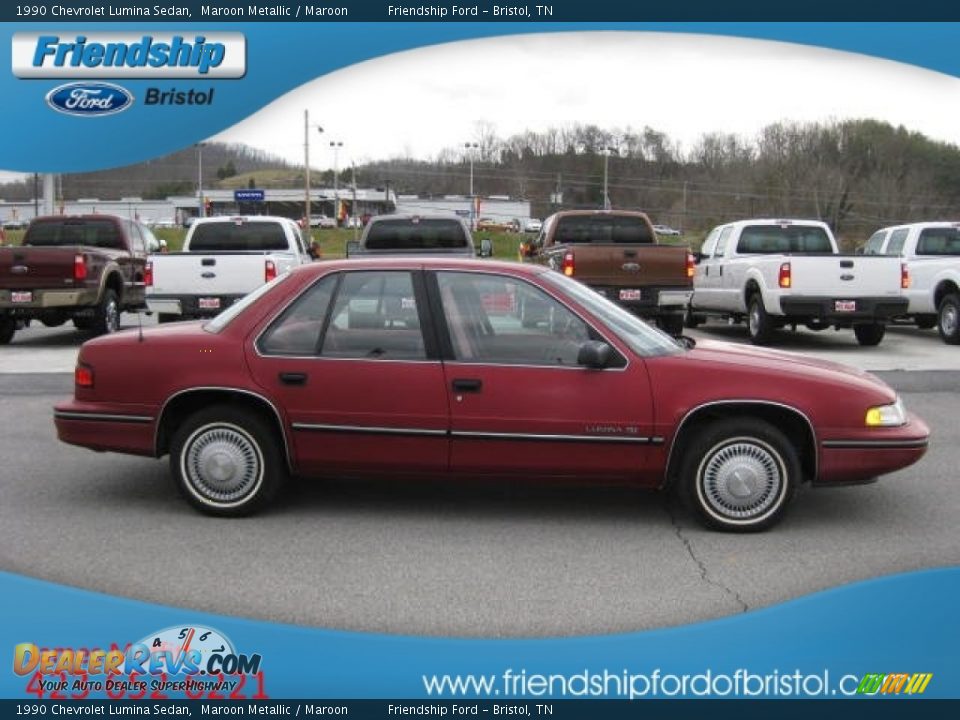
[542,271,683,357]
[204,273,290,333]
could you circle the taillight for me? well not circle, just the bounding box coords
[901,263,911,289]
[265,259,277,283]
[686,252,695,279]
[561,252,575,277]
[75,364,94,389]
[778,262,792,289]
[73,254,87,281]
[144,261,153,288]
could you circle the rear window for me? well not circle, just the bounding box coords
[737,225,833,254]
[24,219,123,249]
[916,227,960,256]
[189,220,289,252]
[553,215,653,244]
[364,218,468,250]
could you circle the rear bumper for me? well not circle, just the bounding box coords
[0,288,99,311]
[54,401,157,457]
[816,413,930,485]
[147,294,244,318]
[779,296,908,323]
[593,286,693,316]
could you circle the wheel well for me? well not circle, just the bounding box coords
[104,272,124,301]
[934,280,959,308]
[155,389,290,468]
[666,403,817,486]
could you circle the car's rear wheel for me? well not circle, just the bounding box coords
[853,322,886,346]
[0,316,16,345]
[678,418,799,532]
[938,293,960,345]
[170,405,286,516]
[91,289,120,336]
[658,314,684,337]
[747,294,774,345]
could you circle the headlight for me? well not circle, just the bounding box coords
[865,397,907,427]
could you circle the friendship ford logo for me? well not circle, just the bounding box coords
[45,82,134,117]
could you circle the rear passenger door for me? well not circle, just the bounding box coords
[247,269,449,476]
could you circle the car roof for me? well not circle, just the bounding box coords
[294,257,546,275]
[368,213,466,222]
[192,215,295,224]
[874,221,960,232]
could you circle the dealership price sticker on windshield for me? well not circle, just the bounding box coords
[0,4,959,718]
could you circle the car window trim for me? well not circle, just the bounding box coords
[424,268,629,371]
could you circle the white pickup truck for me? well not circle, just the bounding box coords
[862,221,960,344]
[146,216,312,322]
[687,219,908,346]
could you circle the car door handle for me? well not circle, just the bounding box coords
[279,372,308,386]
[451,378,482,393]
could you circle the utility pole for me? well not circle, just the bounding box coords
[464,142,479,229]
[330,140,343,223]
[304,111,324,225]
[603,146,618,210]
[196,143,205,218]
[682,181,688,234]
[351,163,359,242]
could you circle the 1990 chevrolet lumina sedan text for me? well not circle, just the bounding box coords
[53,259,930,531]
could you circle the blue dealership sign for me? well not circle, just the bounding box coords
[234,189,265,202]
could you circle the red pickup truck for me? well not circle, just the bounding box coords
[0,215,158,344]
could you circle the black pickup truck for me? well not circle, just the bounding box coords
[0,215,158,344]
[346,214,490,258]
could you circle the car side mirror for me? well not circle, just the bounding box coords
[577,340,612,369]
[345,240,360,258]
[478,238,493,258]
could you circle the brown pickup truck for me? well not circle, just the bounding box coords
[0,215,159,344]
[522,210,694,335]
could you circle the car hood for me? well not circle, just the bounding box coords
[681,339,895,400]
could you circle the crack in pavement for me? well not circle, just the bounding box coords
[664,500,749,614]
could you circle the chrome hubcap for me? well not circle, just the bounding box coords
[699,439,783,521]
[749,306,760,335]
[943,304,958,336]
[105,300,119,332]
[184,425,261,504]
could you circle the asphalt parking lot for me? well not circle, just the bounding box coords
[0,316,957,637]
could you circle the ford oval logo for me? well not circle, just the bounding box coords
[45,82,134,118]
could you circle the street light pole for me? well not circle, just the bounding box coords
[304,111,324,226]
[196,142,205,218]
[603,145,618,210]
[330,140,343,223]
[464,142,479,229]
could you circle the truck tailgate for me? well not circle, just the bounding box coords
[0,246,83,290]
[148,253,276,296]
[569,245,690,287]
[789,255,903,297]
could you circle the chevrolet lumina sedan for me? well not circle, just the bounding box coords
[54,259,930,531]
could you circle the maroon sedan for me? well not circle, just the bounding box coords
[54,259,930,531]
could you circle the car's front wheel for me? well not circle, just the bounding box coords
[170,405,286,516]
[747,294,774,345]
[678,418,799,532]
[0,316,16,345]
[92,289,120,336]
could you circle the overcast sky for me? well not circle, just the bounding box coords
[210,31,960,170]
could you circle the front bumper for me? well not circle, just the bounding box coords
[816,412,930,485]
[779,295,908,323]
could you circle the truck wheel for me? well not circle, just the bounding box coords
[677,418,798,532]
[854,323,886,346]
[91,289,120,336]
[658,314,684,337]
[170,405,286,517]
[0,316,16,345]
[40,312,67,328]
[747,294,774,345]
[157,314,178,324]
[73,317,93,331]
[915,315,936,330]
[683,305,701,329]
[938,293,960,345]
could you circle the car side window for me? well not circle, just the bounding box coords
[886,229,909,256]
[714,227,733,257]
[258,274,338,356]
[863,230,887,255]
[320,271,426,360]
[437,272,592,367]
